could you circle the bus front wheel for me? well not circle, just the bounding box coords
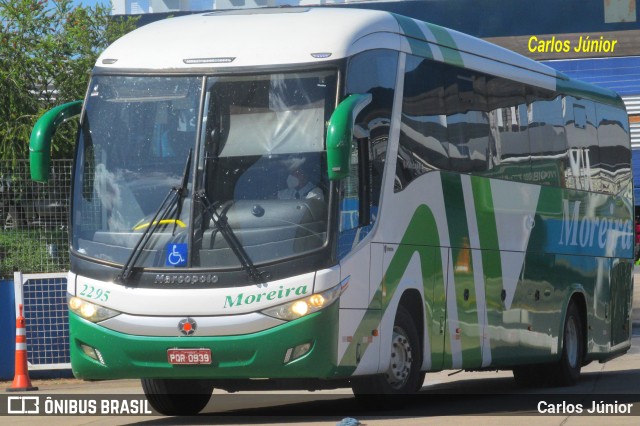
[351,305,423,400]
[141,378,213,416]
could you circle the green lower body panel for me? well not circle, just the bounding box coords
[69,303,341,380]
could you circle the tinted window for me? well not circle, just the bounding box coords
[444,70,492,174]
[564,97,600,191]
[527,92,566,187]
[398,56,532,189]
[399,55,449,183]
[338,49,398,258]
[395,54,625,194]
[597,103,631,195]
[485,78,531,183]
[345,49,398,222]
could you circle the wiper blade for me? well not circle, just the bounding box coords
[117,149,193,283]
[172,149,192,236]
[196,191,269,284]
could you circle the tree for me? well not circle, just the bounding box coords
[0,0,138,161]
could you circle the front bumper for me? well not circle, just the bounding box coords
[69,302,341,380]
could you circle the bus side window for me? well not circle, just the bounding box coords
[396,55,449,190]
[527,93,568,187]
[564,97,600,192]
[337,49,398,258]
[597,103,631,195]
[345,48,398,225]
[486,91,531,184]
[339,143,361,233]
[444,69,492,174]
[337,137,377,259]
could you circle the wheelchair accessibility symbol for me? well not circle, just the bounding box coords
[166,243,188,267]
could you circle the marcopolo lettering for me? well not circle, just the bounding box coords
[224,285,309,308]
[154,273,219,285]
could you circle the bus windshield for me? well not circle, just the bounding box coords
[72,70,336,271]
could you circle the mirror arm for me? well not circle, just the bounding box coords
[326,94,372,181]
[29,100,82,182]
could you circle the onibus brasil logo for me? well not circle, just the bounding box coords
[6,396,152,415]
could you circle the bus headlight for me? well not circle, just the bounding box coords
[261,277,349,321]
[68,294,120,323]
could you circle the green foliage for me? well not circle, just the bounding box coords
[0,229,68,278]
[0,0,138,161]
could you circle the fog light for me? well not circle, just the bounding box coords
[80,344,105,365]
[283,342,312,363]
[292,343,311,359]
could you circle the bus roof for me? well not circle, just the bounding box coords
[95,7,622,107]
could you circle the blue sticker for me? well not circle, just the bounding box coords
[166,243,188,267]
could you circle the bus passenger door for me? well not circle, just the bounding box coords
[336,234,381,375]
[335,141,380,375]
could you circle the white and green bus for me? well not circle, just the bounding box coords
[31,7,634,415]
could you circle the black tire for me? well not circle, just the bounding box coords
[551,301,583,386]
[141,378,213,416]
[351,305,423,400]
[512,301,583,388]
[415,371,426,392]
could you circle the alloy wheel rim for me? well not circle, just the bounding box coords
[566,316,578,368]
[386,325,413,389]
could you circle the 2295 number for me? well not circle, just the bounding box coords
[79,284,110,303]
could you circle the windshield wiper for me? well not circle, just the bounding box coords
[196,191,269,284]
[117,149,193,283]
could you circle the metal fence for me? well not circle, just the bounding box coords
[0,160,72,279]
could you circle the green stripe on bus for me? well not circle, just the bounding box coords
[425,23,464,68]
[443,174,470,251]
[392,14,434,59]
[471,177,501,272]
[556,75,624,108]
[442,173,482,368]
[471,177,503,361]
[339,204,443,369]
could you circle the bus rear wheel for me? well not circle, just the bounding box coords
[351,305,423,400]
[141,378,213,416]
[513,301,583,387]
[551,301,583,386]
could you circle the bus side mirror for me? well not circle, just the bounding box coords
[326,94,371,181]
[29,100,82,183]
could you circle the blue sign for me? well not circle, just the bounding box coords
[166,243,188,267]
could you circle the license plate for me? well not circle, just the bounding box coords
[167,348,212,365]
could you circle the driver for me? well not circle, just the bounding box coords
[277,157,324,201]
